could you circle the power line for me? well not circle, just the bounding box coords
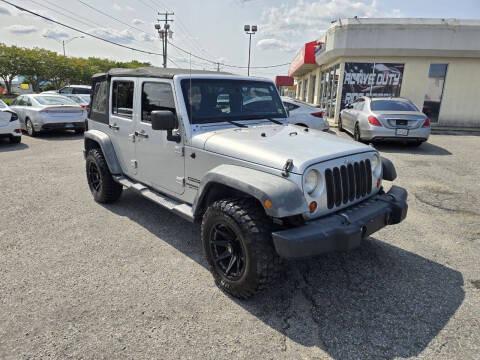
[76,0,153,37]
[1,0,164,56]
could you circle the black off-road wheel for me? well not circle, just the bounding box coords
[85,148,123,203]
[201,198,282,299]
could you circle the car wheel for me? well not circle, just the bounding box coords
[85,148,123,203]
[338,116,344,132]
[354,123,362,142]
[26,119,37,137]
[201,198,282,299]
[10,136,21,144]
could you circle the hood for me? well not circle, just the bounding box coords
[192,124,373,174]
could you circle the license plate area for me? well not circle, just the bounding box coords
[396,119,408,126]
[396,128,409,136]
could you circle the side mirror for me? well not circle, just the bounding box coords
[151,110,176,131]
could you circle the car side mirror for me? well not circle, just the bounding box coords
[151,110,176,131]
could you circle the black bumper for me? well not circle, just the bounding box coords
[272,186,408,259]
[41,122,85,131]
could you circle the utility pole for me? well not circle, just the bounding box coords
[155,12,174,68]
[217,62,220,72]
[43,35,84,57]
[244,25,257,76]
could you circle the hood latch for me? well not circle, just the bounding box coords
[282,159,294,177]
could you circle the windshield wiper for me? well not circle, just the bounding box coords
[265,117,283,125]
[225,119,247,128]
[241,115,284,125]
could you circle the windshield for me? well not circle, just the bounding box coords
[181,79,287,124]
[35,96,77,105]
[371,99,418,112]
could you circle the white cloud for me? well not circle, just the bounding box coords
[7,25,38,35]
[138,33,156,42]
[257,38,296,52]
[258,0,402,53]
[42,28,70,40]
[113,3,122,11]
[132,18,145,25]
[89,28,136,44]
[0,6,11,15]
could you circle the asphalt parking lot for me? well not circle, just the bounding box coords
[1,130,479,359]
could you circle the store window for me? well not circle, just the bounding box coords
[423,64,448,122]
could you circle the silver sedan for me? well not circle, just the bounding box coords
[10,94,87,136]
[339,97,431,146]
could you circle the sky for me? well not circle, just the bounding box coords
[1,0,480,78]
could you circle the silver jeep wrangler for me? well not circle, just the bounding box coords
[84,67,408,298]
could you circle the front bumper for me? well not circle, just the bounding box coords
[272,186,408,259]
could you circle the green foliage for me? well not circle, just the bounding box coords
[0,43,150,94]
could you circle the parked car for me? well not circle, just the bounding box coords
[63,94,90,110]
[281,97,329,131]
[10,94,87,136]
[0,99,21,144]
[58,85,92,95]
[84,67,408,299]
[339,96,430,146]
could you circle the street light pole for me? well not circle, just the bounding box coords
[244,25,257,76]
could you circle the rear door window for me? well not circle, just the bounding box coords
[112,81,134,118]
[90,79,109,123]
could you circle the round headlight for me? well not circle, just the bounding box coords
[371,153,381,176]
[304,169,319,195]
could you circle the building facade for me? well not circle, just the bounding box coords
[288,18,480,129]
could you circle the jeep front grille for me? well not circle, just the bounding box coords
[325,159,372,209]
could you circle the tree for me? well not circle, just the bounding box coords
[0,44,27,95]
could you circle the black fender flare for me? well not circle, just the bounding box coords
[381,156,397,181]
[84,130,122,174]
[192,165,308,219]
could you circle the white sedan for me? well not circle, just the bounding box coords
[10,94,87,136]
[0,99,21,144]
[281,97,329,131]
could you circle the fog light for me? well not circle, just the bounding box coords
[309,201,317,213]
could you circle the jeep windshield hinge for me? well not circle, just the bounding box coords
[282,159,294,177]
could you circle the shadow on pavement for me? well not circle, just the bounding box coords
[104,190,464,359]
[0,139,29,152]
[30,130,84,141]
[374,141,452,156]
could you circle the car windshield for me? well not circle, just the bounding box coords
[35,96,77,105]
[73,87,91,94]
[0,100,6,108]
[371,99,418,112]
[181,79,287,124]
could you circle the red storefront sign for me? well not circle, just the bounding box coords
[288,41,318,77]
[275,76,294,87]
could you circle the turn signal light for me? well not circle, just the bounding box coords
[311,111,325,118]
[423,118,431,127]
[368,116,382,127]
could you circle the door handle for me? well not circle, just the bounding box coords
[134,131,149,139]
[109,123,120,130]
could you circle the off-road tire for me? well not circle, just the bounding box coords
[85,148,123,203]
[201,198,282,299]
[10,136,21,144]
[26,118,37,137]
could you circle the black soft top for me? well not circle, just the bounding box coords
[92,66,231,80]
